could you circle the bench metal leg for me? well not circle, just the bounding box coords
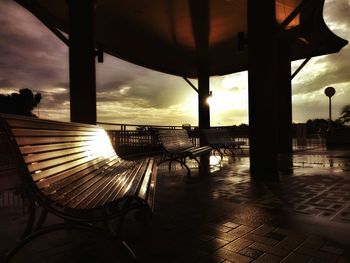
[21,198,36,239]
[158,157,191,176]
[34,208,48,231]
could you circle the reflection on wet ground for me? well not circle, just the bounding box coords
[1,146,350,262]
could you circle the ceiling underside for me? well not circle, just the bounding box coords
[15,0,348,77]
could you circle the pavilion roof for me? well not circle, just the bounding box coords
[16,0,348,77]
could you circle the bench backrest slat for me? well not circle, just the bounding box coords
[158,129,193,152]
[202,128,235,145]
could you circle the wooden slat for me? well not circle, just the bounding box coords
[47,157,123,203]
[59,160,135,208]
[4,116,99,131]
[28,151,97,173]
[12,128,98,137]
[97,162,144,207]
[20,141,94,155]
[16,136,96,146]
[38,155,118,191]
[32,154,108,181]
[74,161,135,209]
[84,162,136,209]
[146,163,158,211]
[104,161,145,204]
[137,159,153,200]
[125,158,149,197]
[24,146,87,164]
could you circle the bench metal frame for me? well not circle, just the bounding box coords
[0,113,157,261]
[201,128,243,158]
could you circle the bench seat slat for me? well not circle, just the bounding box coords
[49,158,126,200]
[40,156,119,194]
[125,158,150,197]
[99,161,146,206]
[74,160,138,209]
[137,158,154,200]
[54,160,135,208]
[115,160,149,200]
[84,161,143,209]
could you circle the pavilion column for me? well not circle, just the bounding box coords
[198,60,210,142]
[68,0,96,124]
[189,0,210,146]
[276,40,293,154]
[247,0,279,177]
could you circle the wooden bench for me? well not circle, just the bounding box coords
[157,129,211,176]
[0,113,157,260]
[201,128,243,158]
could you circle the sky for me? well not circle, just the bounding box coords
[0,0,349,127]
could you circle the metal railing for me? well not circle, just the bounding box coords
[97,122,249,157]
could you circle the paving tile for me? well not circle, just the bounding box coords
[198,234,216,242]
[228,225,254,237]
[274,236,305,251]
[264,232,286,241]
[204,223,234,233]
[320,241,345,255]
[302,235,326,249]
[252,253,283,263]
[215,231,241,242]
[295,245,340,262]
[223,221,240,229]
[243,233,279,246]
[239,247,263,259]
[202,238,229,252]
[251,224,275,236]
[280,252,310,263]
[250,242,289,257]
[223,238,254,252]
[197,255,226,263]
[215,248,253,263]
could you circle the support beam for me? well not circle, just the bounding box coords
[68,0,96,124]
[291,57,311,79]
[182,77,199,93]
[248,0,278,177]
[279,0,312,29]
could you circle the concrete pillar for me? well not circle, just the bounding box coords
[198,61,210,137]
[247,0,279,177]
[276,41,293,154]
[68,0,96,124]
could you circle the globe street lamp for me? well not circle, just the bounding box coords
[324,86,336,132]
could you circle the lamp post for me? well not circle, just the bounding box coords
[324,86,335,132]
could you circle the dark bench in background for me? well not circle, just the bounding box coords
[202,128,243,158]
[0,113,157,260]
[157,129,211,176]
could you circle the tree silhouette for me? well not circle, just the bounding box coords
[0,88,42,117]
[339,104,350,124]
